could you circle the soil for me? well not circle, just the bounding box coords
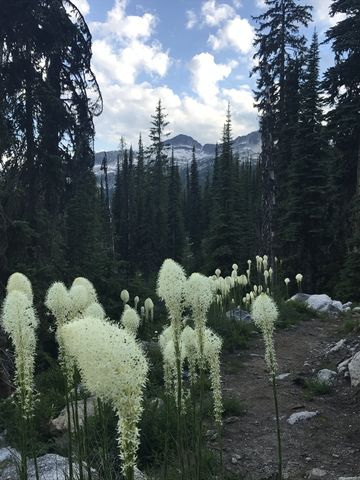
[217,315,360,480]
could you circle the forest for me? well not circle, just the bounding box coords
[0,0,360,479]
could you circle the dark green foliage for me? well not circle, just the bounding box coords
[167,150,185,262]
[303,379,331,399]
[277,300,317,328]
[323,2,360,299]
[252,0,312,255]
[207,304,254,352]
[205,106,254,271]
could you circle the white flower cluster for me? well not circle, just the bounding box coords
[158,259,223,424]
[144,298,154,321]
[1,273,38,416]
[121,307,140,336]
[60,316,148,473]
[251,294,279,375]
[45,277,105,379]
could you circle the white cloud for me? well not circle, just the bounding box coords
[71,0,90,16]
[186,10,198,29]
[208,16,255,54]
[255,0,266,9]
[311,0,346,27]
[92,39,170,85]
[189,53,236,105]
[201,0,235,27]
[91,1,258,151]
[91,0,156,42]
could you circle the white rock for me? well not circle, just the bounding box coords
[337,357,352,374]
[348,352,360,387]
[0,453,98,480]
[332,300,344,311]
[276,373,290,380]
[343,302,353,309]
[306,294,333,312]
[0,447,20,464]
[287,411,319,425]
[50,397,97,434]
[317,369,337,385]
[329,339,346,353]
[308,468,327,478]
[353,307,360,313]
[135,467,147,480]
[338,477,360,480]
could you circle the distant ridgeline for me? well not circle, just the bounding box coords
[94,130,261,189]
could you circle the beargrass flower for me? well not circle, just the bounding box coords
[1,280,38,416]
[134,296,139,310]
[144,298,154,321]
[251,294,278,374]
[284,278,290,285]
[45,282,71,327]
[72,277,98,304]
[60,316,148,475]
[121,308,140,336]
[215,268,221,277]
[6,272,33,303]
[120,289,130,305]
[232,263,238,272]
[83,302,106,320]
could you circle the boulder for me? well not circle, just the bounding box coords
[317,369,337,385]
[348,352,360,387]
[226,308,253,324]
[50,397,97,434]
[289,293,311,303]
[337,357,352,374]
[287,411,319,425]
[328,339,346,354]
[338,477,360,480]
[308,468,327,479]
[306,294,333,312]
[353,307,360,314]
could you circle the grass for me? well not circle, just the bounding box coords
[277,300,318,329]
[207,305,255,352]
[222,395,247,417]
[303,379,331,400]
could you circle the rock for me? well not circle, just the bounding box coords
[353,307,360,314]
[306,294,333,313]
[343,302,353,309]
[337,357,352,374]
[0,453,69,480]
[338,477,360,480]
[328,339,346,354]
[134,467,147,480]
[289,293,311,303]
[226,308,253,324]
[276,373,291,380]
[317,368,337,385]
[0,447,20,464]
[287,411,319,425]
[50,397,97,434]
[348,352,360,387]
[224,416,239,424]
[308,468,327,478]
[332,300,344,311]
[0,432,7,449]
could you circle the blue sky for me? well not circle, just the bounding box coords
[71,0,342,151]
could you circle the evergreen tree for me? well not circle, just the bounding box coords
[188,146,202,268]
[144,100,170,272]
[285,32,330,290]
[252,0,312,255]
[205,106,242,271]
[167,149,185,262]
[323,1,360,299]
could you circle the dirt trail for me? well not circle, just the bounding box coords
[218,316,360,480]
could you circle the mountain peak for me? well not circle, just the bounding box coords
[167,134,202,150]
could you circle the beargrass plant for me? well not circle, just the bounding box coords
[45,277,106,480]
[1,273,39,480]
[61,316,148,480]
[251,293,282,480]
[157,260,223,480]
